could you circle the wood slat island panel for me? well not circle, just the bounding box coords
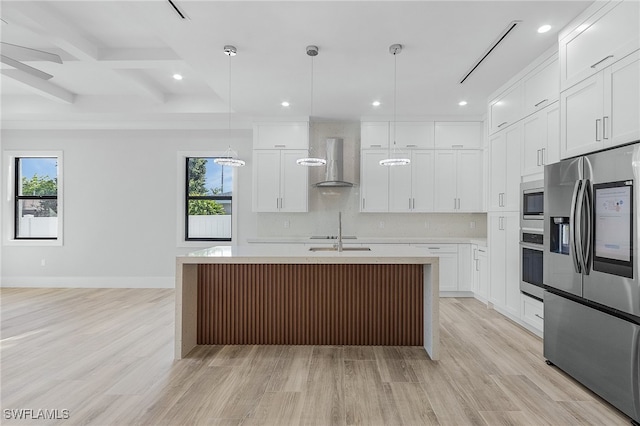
[197,263,424,346]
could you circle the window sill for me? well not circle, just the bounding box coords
[4,239,63,247]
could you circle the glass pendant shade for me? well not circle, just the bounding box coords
[297,45,327,167]
[297,156,326,166]
[215,145,245,167]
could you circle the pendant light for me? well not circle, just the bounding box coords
[297,45,327,167]
[380,44,410,167]
[215,45,245,167]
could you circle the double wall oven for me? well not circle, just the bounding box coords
[520,180,544,300]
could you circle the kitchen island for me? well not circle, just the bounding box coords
[175,245,439,360]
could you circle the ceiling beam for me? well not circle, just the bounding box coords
[1,69,76,104]
[113,69,166,104]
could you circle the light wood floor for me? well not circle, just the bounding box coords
[0,288,632,425]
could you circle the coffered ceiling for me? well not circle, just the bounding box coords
[0,1,593,128]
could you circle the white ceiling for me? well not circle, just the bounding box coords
[0,0,593,128]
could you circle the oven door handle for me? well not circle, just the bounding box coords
[520,242,544,251]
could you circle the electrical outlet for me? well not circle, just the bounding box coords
[284,220,290,229]
[470,221,476,229]
[378,221,385,229]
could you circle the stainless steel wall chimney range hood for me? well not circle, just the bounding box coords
[314,138,353,187]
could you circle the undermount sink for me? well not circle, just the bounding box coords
[308,247,371,252]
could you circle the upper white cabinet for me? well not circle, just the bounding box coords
[434,122,483,149]
[253,122,309,149]
[361,122,390,149]
[434,150,483,212]
[522,56,559,117]
[560,50,640,159]
[489,124,521,211]
[559,0,640,90]
[391,122,435,149]
[521,102,560,177]
[360,150,389,212]
[389,150,435,212]
[252,149,308,212]
[362,122,434,149]
[488,84,523,135]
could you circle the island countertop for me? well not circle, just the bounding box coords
[178,244,439,264]
[176,245,440,361]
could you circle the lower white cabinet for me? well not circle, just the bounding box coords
[413,244,475,294]
[472,245,489,300]
[521,293,544,333]
[488,212,520,317]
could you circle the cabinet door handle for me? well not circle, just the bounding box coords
[541,148,546,166]
[534,99,548,108]
[274,144,286,148]
[454,198,457,210]
[475,259,479,271]
[596,119,602,141]
[497,121,508,128]
[406,144,417,147]
[452,144,464,149]
[473,248,478,260]
[369,144,382,148]
[499,216,504,230]
[603,116,609,140]
[409,198,412,210]
[534,314,544,320]
[412,198,415,209]
[362,198,365,210]
[537,149,541,166]
[590,55,614,69]
[457,198,461,210]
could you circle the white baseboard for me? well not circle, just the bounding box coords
[0,276,174,289]
[440,291,475,298]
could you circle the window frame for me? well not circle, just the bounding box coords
[4,151,63,246]
[177,151,238,247]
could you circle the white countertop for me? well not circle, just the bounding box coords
[178,245,439,265]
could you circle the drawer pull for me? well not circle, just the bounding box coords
[406,144,417,147]
[452,144,464,149]
[369,144,382,148]
[534,98,548,108]
[534,314,544,320]
[590,55,614,69]
[274,144,286,148]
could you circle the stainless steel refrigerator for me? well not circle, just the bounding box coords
[544,142,640,422]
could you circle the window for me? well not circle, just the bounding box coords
[15,157,59,240]
[185,157,233,241]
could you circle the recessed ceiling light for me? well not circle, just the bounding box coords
[458,101,468,106]
[281,101,290,107]
[372,100,381,107]
[537,24,551,34]
[173,73,183,80]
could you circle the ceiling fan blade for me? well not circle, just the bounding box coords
[0,42,62,64]
[0,55,53,80]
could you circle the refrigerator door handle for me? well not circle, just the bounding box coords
[633,328,640,420]
[582,180,593,275]
[570,179,583,273]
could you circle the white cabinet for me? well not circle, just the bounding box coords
[434,122,483,149]
[360,150,389,212]
[434,150,483,212]
[389,150,435,212]
[521,293,544,333]
[414,244,459,293]
[521,102,560,177]
[362,121,435,149]
[457,244,472,292]
[488,212,520,317]
[560,50,640,159]
[559,0,640,90]
[253,122,309,149]
[488,124,521,211]
[522,56,559,117]
[473,246,489,300]
[489,84,523,135]
[252,149,308,212]
[361,122,389,149]
[391,122,435,149]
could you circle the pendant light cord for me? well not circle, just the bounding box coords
[393,49,397,150]
[228,52,232,133]
[310,54,314,118]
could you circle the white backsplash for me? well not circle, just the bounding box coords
[254,121,487,239]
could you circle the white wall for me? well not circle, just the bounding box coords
[1,129,253,288]
[1,122,486,288]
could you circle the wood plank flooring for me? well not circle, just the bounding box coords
[0,288,632,425]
